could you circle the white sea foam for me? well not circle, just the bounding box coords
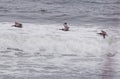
[0,22,119,54]
[0,22,120,79]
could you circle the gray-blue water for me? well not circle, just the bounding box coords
[0,0,120,27]
[0,0,120,79]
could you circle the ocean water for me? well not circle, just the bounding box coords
[0,0,120,27]
[0,0,120,79]
[0,22,120,79]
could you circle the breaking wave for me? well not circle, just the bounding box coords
[0,22,120,79]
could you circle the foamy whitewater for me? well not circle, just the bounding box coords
[0,22,120,79]
[0,0,120,79]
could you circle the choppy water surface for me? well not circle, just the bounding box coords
[0,23,120,79]
[0,0,120,27]
[0,0,120,79]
